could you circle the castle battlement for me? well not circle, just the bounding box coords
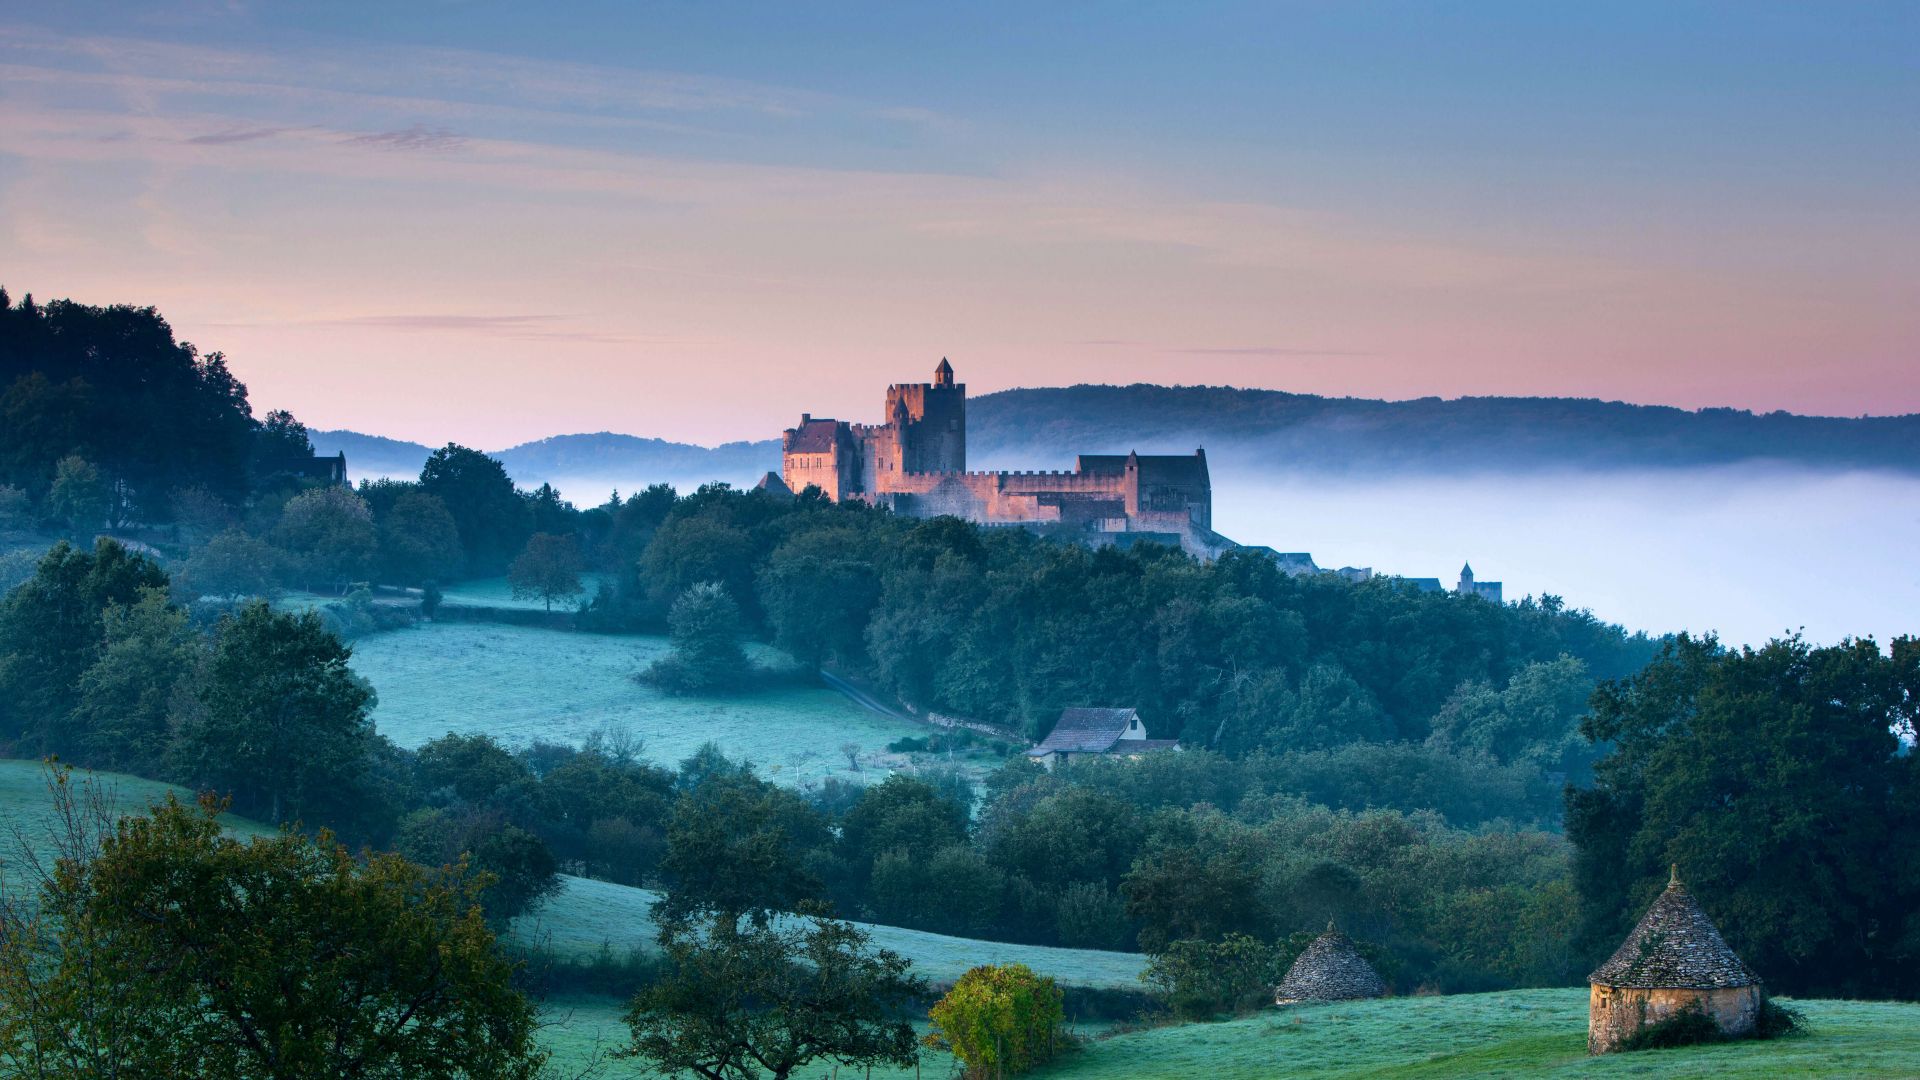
[781,361,1224,557]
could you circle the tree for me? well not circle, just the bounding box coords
[394,808,562,925]
[250,407,315,483]
[0,774,546,1079]
[620,908,924,1080]
[274,485,376,592]
[419,444,529,575]
[0,538,169,753]
[1143,934,1286,1020]
[378,490,464,585]
[640,514,756,611]
[657,773,831,923]
[644,583,751,693]
[758,528,880,668]
[71,587,198,773]
[171,601,376,825]
[174,527,282,602]
[45,454,108,534]
[0,483,30,529]
[1566,633,1920,999]
[376,490,462,584]
[924,963,1067,1079]
[416,732,532,804]
[169,484,238,549]
[508,532,582,612]
[839,773,971,880]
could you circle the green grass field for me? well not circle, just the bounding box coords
[517,874,1149,991]
[347,620,990,781]
[434,574,612,611]
[0,760,272,890]
[540,988,1920,1080]
[1041,990,1920,1079]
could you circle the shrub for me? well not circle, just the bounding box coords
[1142,934,1285,1020]
[1616,1002,1725,1052]
[925,963,1069,1078]
[1755,996,1809,1040]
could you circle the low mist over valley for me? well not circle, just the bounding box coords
[317,387,1920,648]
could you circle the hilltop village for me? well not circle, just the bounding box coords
[773,360,1501,599]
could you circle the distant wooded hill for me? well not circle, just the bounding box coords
[315,384,1920,494]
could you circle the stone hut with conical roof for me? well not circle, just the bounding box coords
[1587,866,1761,1054]
[1273,925,1386,1005]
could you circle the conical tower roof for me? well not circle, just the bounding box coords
[1273,926,1386,1003]
[1588,867,1759,989]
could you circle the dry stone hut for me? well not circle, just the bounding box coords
[1587,866,1762,1054]
[1273,925,1386,1005]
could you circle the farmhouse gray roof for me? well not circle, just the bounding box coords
[1028,707,1140,754]
[1274,927,1386,1003]
[1588,868,1759,990]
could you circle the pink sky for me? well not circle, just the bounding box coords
[3,21,1915,447]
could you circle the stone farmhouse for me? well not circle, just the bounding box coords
[1023,707,1180,769]
[1587,866,1762,1054]
[780,361,1231,558]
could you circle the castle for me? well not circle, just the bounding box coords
[778,360,1231,557]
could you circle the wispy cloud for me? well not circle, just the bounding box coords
[1178,346,1378,358]
[185,125,294,145]
[343,125,464,153]
[197,314,640,345]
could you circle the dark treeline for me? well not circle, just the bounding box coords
[577,483,1657,787]
[0,291,329,529]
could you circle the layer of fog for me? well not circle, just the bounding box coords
[1214,466,1919,647]
[520,464,1918,650]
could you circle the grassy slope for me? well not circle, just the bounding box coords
[347,620,994,780]
[1044,990,1920,1080]
[0,760,272,891]
[519,874,1148,991]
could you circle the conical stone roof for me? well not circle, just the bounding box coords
[1588,867,1759,989]
[1274,926,1386,1003]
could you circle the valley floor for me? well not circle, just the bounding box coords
[540,989,1920,1079]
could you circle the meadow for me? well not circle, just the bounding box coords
[1035,990,1920,1080]
[517,874,1150,991]
[0,759,270,890]
[434,573,612,611]
[347,620,986,780]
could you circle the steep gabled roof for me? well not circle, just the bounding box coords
[754,472,794,498]
[1072,452,1208,488]
[1027,707,1139,754]
[1274,927,1386,1003]
[786,418,845,453]
[1588,869,1759,989]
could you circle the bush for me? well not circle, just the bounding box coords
[1616,1002,1726,1052]
[1755,996,1809,1040]
[925,963,1069,1078]
[1142,934,1285,1020]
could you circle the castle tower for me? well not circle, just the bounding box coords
[1458,563,1474,592]
[883,359,966,474]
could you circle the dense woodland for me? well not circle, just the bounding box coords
[1,291,1917,1079]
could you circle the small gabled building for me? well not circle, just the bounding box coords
[1587,866,1762,1054]
[1023,707,1179,769]
[1273,924,1387,1005]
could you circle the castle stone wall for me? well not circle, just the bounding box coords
[780,362,1222,557]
